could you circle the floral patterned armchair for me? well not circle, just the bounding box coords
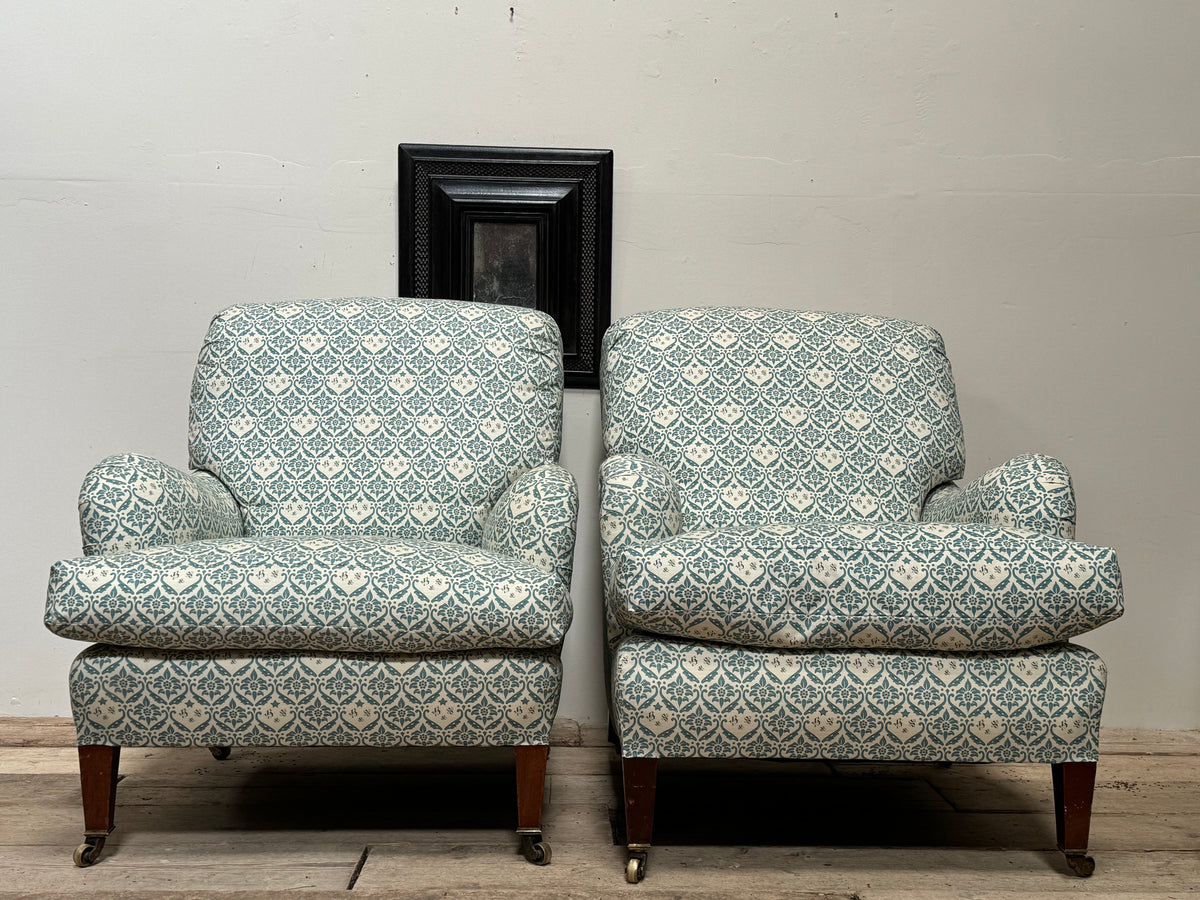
[46,297,578,867]
[599,307,1122,882]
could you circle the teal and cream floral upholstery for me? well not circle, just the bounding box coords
[602,308,965,530]
[46,297,577,867]
[187,298,564,543]
[612,636,1108,763]
[78,453,243,555]
[47,534,571,655]
[922,452,1078,539]
[610,521,1121,652]
[600,307,1122,881]
[70,645,563,749]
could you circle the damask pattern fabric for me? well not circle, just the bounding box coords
[922,453,1077,540]
[598,454,684,650]
[598,456,682,585]
[70,643,562,748]
[601,307,966,530]
[482,464,580,589]
[612,521,1123,652]
[612,634,1106,763]
[79,453,243,556]
[189,297,564,545]
[47,535,571,654]
[50,297,576,774]
[599,307,1121,770]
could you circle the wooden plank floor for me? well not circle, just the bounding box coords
[0,719,1196,898]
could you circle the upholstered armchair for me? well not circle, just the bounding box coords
[45,297,578,867]
[599,307,1122,882]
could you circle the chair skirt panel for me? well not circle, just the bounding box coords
[46,535,571,655]
[70,644,563,748]
[612,521,1123,653]
[612,634,1106,764]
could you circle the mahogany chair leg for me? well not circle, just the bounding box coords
[515,744,552,865]
[74,744,120,866]
[622,756,658,883]
[1052,761,1097,877]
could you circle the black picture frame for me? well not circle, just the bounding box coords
[399,143,613,389]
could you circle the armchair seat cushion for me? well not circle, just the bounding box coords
[612,521,1122,652]
[47,536,571,654]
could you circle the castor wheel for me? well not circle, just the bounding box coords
[72,836,106,867]
[1066,853,1095,877]
[526,841,551,865]
[518,832,552,866]
[625,853,647,883]
[208,745,231,760]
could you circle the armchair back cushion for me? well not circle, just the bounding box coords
[189,298,563,544]
[601,308,965,529]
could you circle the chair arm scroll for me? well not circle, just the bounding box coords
[921,453,1076,539]
[482,463,579,590]
[599,455,683,586]
[78,453,243,555]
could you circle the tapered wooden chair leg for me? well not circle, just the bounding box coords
[1053,761,1097,876]
[515,744,552,865]
[622,756,658,883]
[74,744,120,866]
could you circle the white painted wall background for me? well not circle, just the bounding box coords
[3,2,1198,729]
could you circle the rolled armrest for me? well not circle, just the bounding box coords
[482,463,579,590]
[921,453,1076,539]
[79,453,243,555]
[599,454,683,586]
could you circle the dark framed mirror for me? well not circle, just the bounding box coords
[399,144,613,388]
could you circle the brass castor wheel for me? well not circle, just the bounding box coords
[625,853,647,883]
[518,832,552,866]
[1066,853,1095,877]
[208,745,231,760]
[526,841,551,866]
[73,836,106,867]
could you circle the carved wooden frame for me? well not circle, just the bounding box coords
[399,143,613,388]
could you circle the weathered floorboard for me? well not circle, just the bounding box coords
[354,843,1200,895]
[0,721,1195,896]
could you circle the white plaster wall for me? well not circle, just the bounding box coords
[3,2,1197,728]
